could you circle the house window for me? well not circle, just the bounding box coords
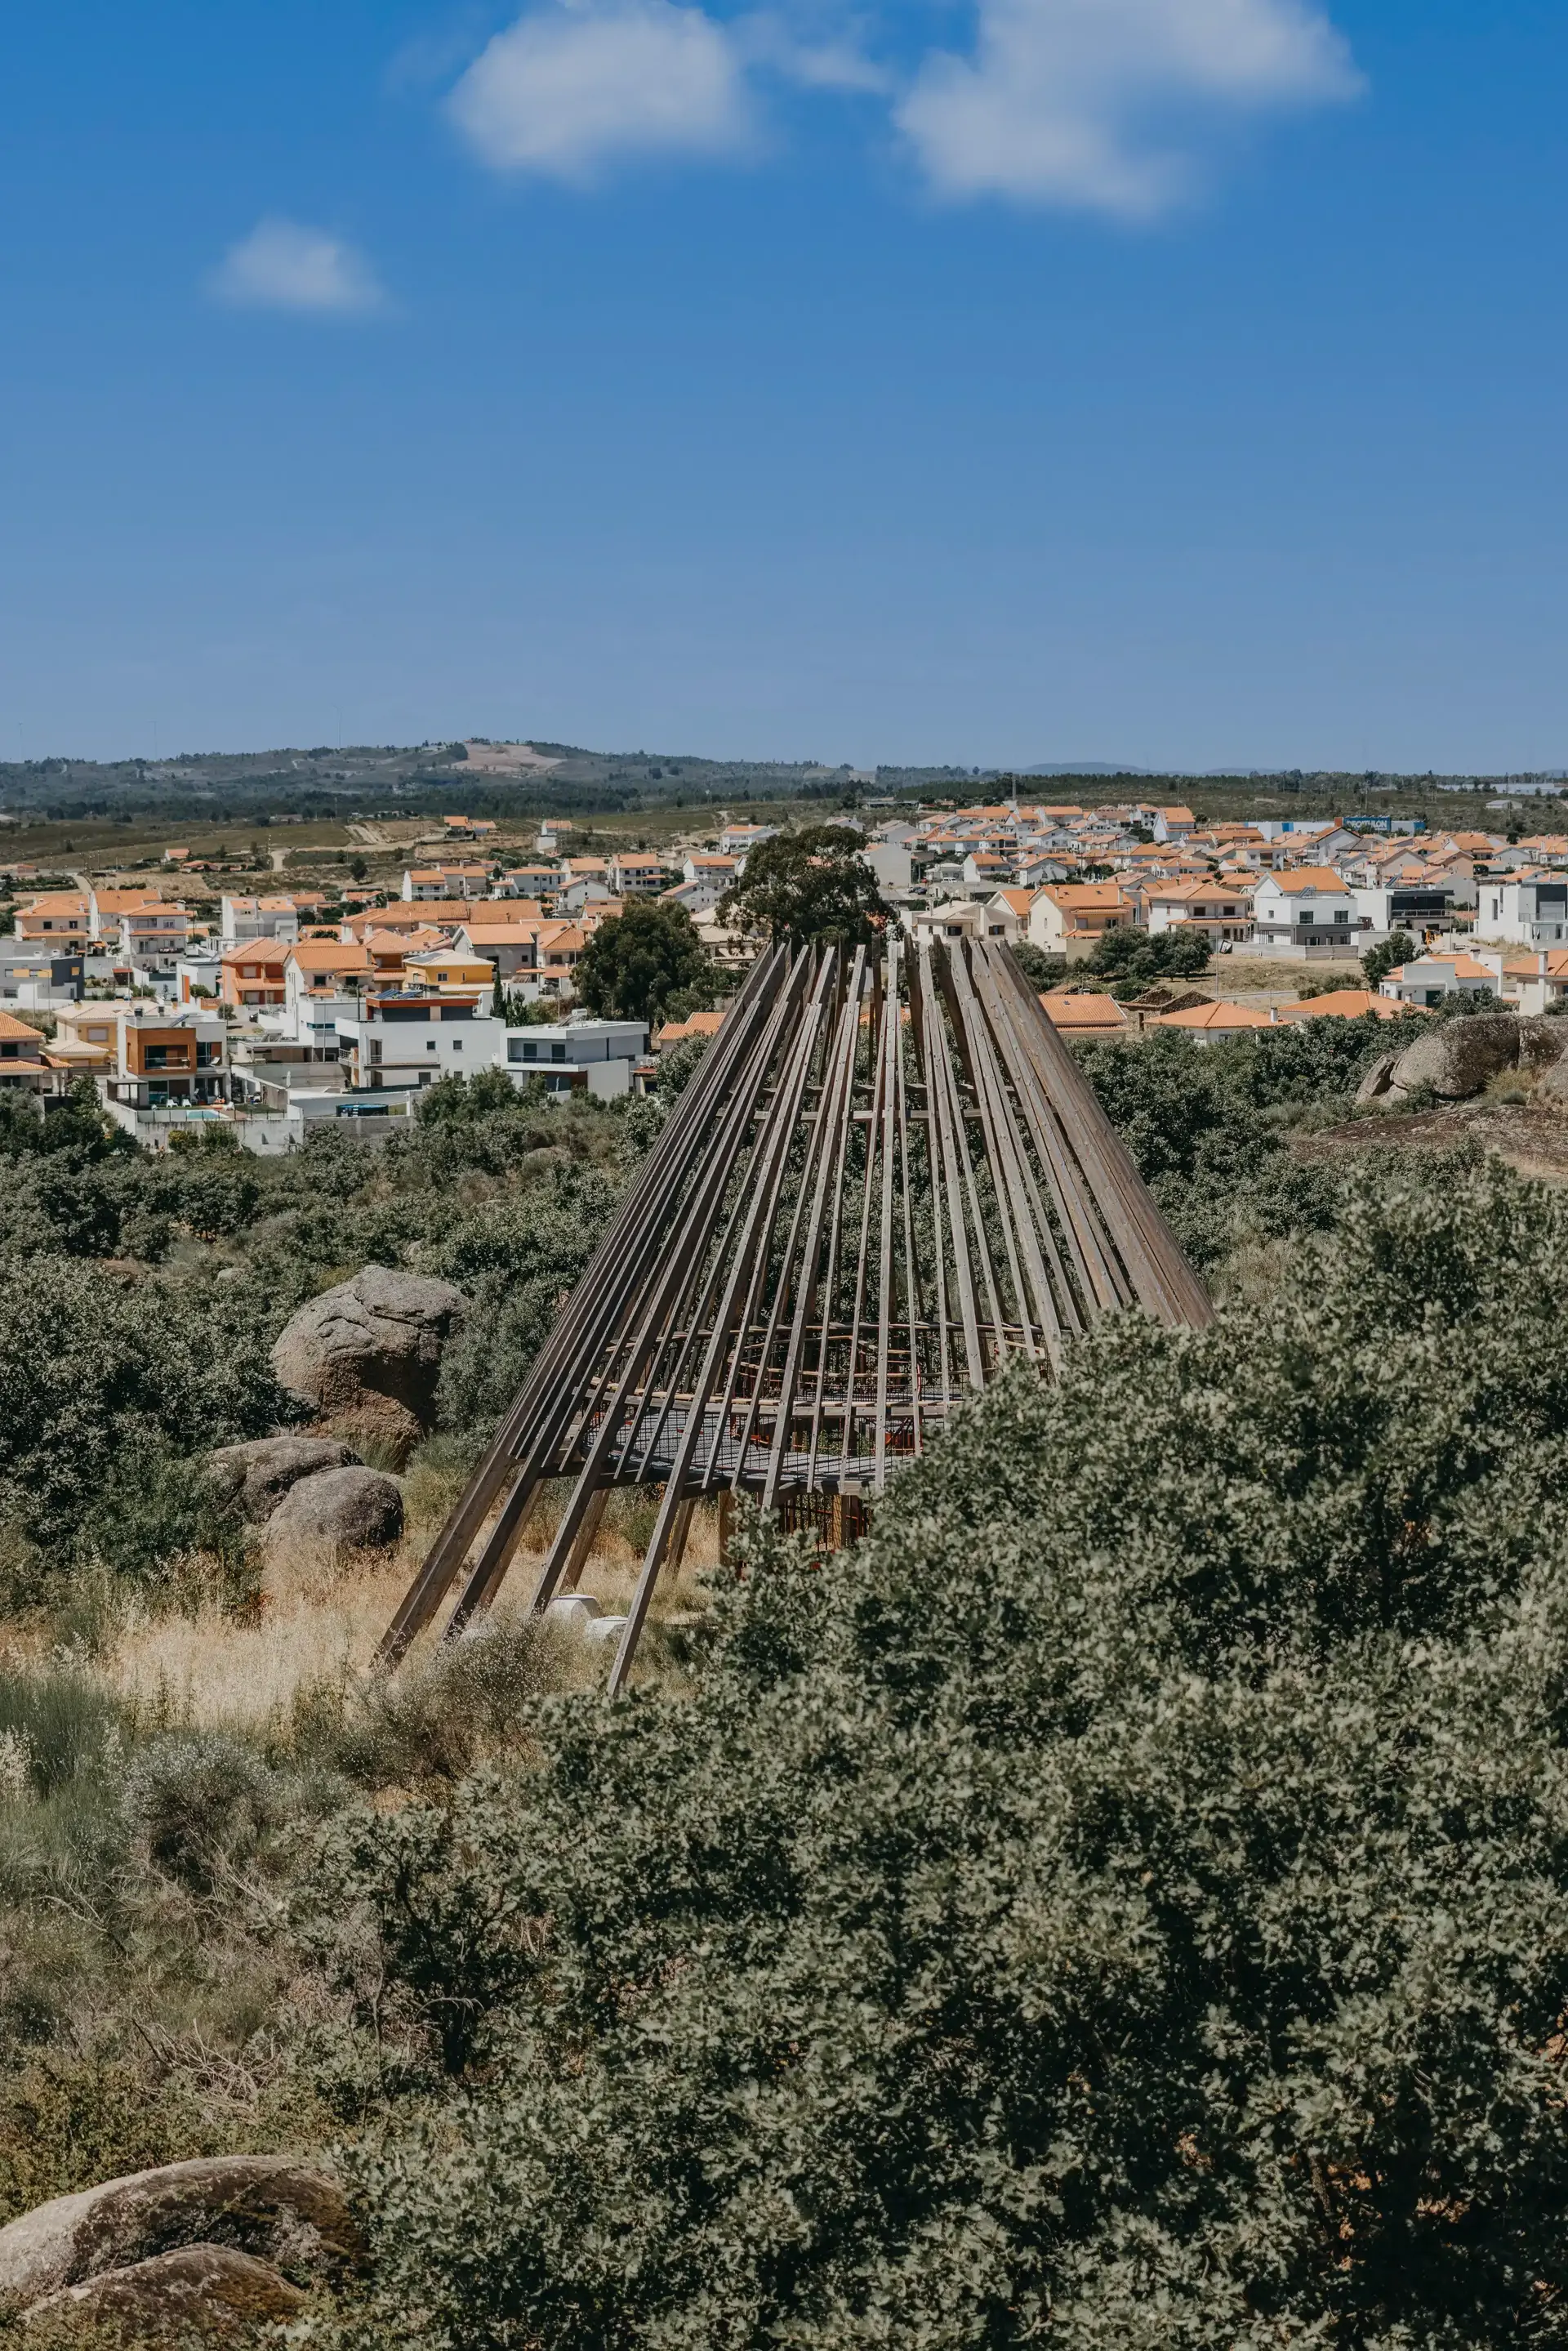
[551,1043,566,1063]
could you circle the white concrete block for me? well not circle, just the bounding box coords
[544,1595,602,1632]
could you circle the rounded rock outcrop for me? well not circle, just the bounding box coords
[264,1465,403,1555]
[23,2243,306,2336]
[1387,1013,1521,1101]
[270,1265,466,1461]
[205,1435,363,1523]
[0,2155,360,2309]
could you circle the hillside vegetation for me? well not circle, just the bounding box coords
[0,1006,1561,2345]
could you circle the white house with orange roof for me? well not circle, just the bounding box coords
[14,892,90,945]
[1144,879,1253,944]
[0,1010,51,1091]
[221,894,300,947]
[283,939,374,1055]
[1508,948,1568,1016]
[608,853,672,896]
[1250,868,1363,957]
[1376,952,1498,1009]
[1027,882,1134,961]
[1151,1000,1276,1042]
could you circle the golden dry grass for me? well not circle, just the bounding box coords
[95,1487,724,1734]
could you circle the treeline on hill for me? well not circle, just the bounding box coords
[0,990,1564,2346]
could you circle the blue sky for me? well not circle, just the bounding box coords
[1,0,1564,770]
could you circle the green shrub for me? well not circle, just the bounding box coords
[319,1161,1568,2351]
[121,1733,282,1894]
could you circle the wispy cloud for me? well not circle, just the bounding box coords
[447,0,751,181]
[734,11,891,95]
[897,0,1363,216]
[209,219,386,315]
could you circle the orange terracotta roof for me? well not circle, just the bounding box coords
[1153,1000,1273,1032]
[1040,989,1127,1033]
[1275,989,1416,1022]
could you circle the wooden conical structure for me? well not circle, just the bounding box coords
[381,936,1211,1693]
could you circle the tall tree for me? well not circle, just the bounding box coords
[574,900,707,1025]
[721,825,887,949]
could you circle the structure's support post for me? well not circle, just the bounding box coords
[666,1496,697,1582]
[443,1474,545,1643]
[558,1486,611,1595]
[717,1488,737,1566]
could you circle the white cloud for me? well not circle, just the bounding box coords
[897,0,1362,216]
[735,12,891,94]
[448,0,751,181]
[210,219,385,314]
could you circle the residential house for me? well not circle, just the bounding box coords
[15,893,90,944]
[1038,990,1128,1039]
[1027,883,1134,962]
[1143,880,1254,944]
[717,823,776,857]
[503,1016,649,1100]
[1349,880,1456,944]
[980,889,1036,943]
[111,899,191,963]
[441,816,497,841]
[1377,953,1498,1009]
[336,990,504,1092]
[283,940,373,1058]
[1273,989,1412,1023]
[342,903,470,943]
[402,951,498,996]
[453,919,546,984]
[1508,949,1568,1016]
[0,947,83,1007]
[654,1010,726,1051]
[0,1011,50,1091]
[666,859,737,917]
[221,895,301,947]
[1475,876,1568,947]
[220,939,289,1009]
[402,864,492,900]
[607,854,672,897]
[55,1001,229,1113]
[1152,1001,1275,1042]
[1250,869,1364,957]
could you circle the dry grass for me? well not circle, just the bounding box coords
[94,1486,725,1735]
